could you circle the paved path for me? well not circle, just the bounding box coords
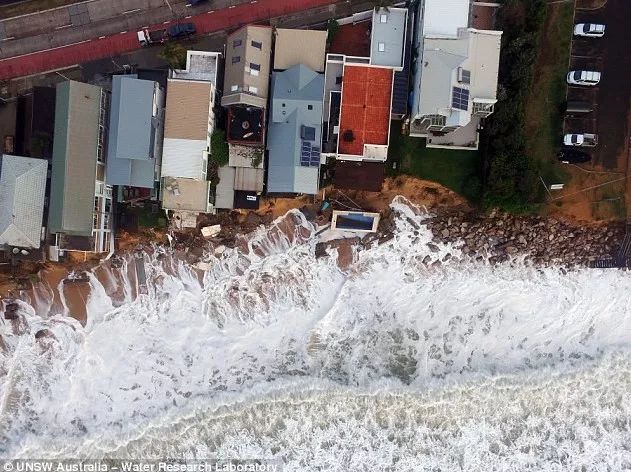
[0,0,340,79]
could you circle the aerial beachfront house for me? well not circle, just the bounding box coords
[0,154,47,252]
[266,28,327,195]
[409,0,502,149]
[320,7,407,192]
[160,50,220,225]
[106,74,165,201]
[219,25,272,209]
[267,64,325,195]
[48,80,113,256]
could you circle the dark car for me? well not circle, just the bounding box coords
[186,0,208,5]
[557,147,591,164]
[167,23,196,39]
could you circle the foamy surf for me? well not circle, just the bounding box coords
[1,198,631,470]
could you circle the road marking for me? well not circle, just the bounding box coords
[120,31,127,34]
[208,10,214,13]
[1,36,15,41]
[98,36,106,39]
[55,24,72,30]
[250,0,257,3]
[229,5,236,8]
[123,8,141,14]
[185,15,192,19]
[163,21,170,24]
[0,0,95,24]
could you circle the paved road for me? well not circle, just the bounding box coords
[0,0,345,79]
[568,0,631,170]
[0,0,253,60]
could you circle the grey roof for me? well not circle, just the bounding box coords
[214,166,235,209]
[106,75,160,188]
[0,154,47,248]
[49,81,101,237]
[371,7,408,68]
[267,64,324,194]
[170,50,219,84]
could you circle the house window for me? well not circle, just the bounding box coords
[232,55,240,64]
[233,39,242,48]
[249,86,258,94]
[251,40,262,49]
[380,14,388,23]
[308,105,313,110]
[250,63,260,71]
[250,68,259,77]
[231,85,238,92]
[378,42,385,52]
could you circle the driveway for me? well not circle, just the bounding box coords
[567,0,631,170]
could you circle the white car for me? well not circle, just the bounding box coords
[563,133,598,147]
[574,23,605,38]
[564,134,584,146]
[567,70,601,86]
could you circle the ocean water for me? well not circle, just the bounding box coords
[1,197,631,470]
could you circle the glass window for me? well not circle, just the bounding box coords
[250,63,260,71]
[308,105,313,110]
[231,85,238,92]
[233,39,242,48]
[232,55,240,64]
[251,40,262,49]
[378,42,385,52]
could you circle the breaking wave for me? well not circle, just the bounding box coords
[1,198,631,470]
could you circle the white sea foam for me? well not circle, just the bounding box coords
[1,199,631,470]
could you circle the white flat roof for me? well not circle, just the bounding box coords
[423,0,470,38]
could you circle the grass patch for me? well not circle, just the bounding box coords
[138,207,167,230]
[525,2,574,189]
[389,122,482,201]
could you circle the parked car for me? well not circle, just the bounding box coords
[567,70,601,86]
[137,23,196,46]
[574,23,605,38]
[563,133,598,147]
[167,22,196,39]
[186,0,208,5]
[557,147,591,164]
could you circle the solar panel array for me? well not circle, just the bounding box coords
[300,141,321,168]
[452,87,470,111]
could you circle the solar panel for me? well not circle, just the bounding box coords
[452,87,470,111]
[310,146,320,167]
[300,141,312,167]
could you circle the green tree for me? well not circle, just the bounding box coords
[159,42,187,69]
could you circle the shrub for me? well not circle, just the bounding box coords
[210,129,229,166]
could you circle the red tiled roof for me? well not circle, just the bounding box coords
[338,65,393,156]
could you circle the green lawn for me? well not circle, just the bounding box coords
[525,2,574,188]
[388,122,482,201]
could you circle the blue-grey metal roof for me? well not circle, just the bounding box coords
[267,64,324,194]
[106,75,160,188]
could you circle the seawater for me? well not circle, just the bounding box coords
[1,197,631,470]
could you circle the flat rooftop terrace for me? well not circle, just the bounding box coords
[227,106,264,144]
[338,65,392,156]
